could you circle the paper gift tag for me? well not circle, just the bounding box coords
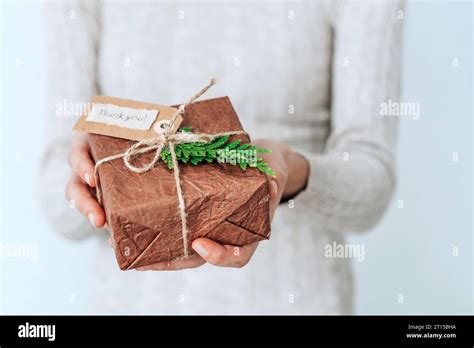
[73,95,182,141]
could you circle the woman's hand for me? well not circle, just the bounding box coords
[65,133,106,228]
[137,139,309,271]
[66,133,309,270]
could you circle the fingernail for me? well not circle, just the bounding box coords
[88,213,96,227]
[84,173,91,186]
[270,180,278,195]
[192,243,208,257]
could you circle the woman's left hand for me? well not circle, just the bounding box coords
[111,139,307,271]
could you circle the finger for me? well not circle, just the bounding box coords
[267,162,288,221]
[68,142,96,187]
[252,142,288,219]
[65,174,106,228]
[268,179,279,220]
[192,238,258,268]
[136,255,205,271]
[108,229,115,249]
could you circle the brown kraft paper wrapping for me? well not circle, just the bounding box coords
[88,96,271,270]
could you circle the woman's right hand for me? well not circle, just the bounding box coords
[65,133,106,228]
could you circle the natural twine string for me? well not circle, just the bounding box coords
[93,79,246,258]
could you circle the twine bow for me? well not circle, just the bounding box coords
[93,79,245,258]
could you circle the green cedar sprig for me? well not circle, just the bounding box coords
[159,127,276,177]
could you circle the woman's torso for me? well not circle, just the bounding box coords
[90,1,354,314]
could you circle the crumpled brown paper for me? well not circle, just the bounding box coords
[89,96,271,270]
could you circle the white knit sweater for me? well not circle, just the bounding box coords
[40,0,403,314]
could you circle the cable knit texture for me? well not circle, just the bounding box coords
[40,0,403,314]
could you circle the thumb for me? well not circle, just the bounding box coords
[192,238,227,265]
[268,179,280,221]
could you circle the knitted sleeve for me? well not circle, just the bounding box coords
[293,0,404,232]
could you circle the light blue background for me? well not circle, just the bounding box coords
[1,1,472,314]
